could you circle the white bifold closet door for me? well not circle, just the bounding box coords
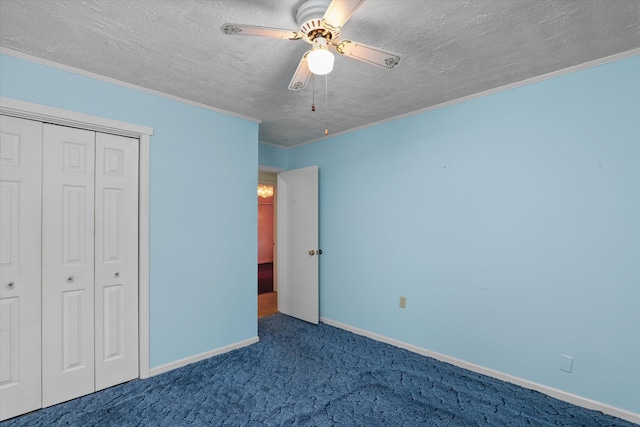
[42,124,139,407]
[0,116,43,420]
[42,124,96,407]
[0,115,140,418]
[93,132,139,392]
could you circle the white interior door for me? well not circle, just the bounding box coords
[277,166,319,324]
[94,132,139,391]
[0,116,43,421]
[42,124,96,407]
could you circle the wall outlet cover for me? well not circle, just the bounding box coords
[560,354,574,373]
[399,296,407,309]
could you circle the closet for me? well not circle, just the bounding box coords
[0,115,139,420]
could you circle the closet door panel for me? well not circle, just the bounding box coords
[42,124,95,407]
[0,116,42,421]
[95,133,139,391]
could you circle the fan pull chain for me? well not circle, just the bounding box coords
[311,75,316,112]
[324,74,329,136]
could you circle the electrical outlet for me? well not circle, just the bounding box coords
[399,296,407,309]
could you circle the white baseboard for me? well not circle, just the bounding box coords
[149,336,259,377]
[320,317,640,425]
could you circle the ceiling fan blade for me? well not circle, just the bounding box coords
[220,23,302,40]
[335,40,400,69]
[322,0,365,30]
[289,52,312,90]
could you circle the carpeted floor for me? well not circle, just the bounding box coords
[3,313,637,426]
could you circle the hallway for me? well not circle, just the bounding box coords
[258,292,277,318]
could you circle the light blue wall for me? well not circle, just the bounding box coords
[288,55,640,413]
[0,54,260,368]
[3,50,638,413]
[259,142,288,170]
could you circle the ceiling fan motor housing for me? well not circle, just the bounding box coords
[296,0,338,42]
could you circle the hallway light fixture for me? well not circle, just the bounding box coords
[307,37,334,75]
[257,185,274,198]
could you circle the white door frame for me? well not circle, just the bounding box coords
[0,96,153,379]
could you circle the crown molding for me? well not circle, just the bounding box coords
[258,139,288,149]
[3,46,637,149]
[291,48,640,149]
[0,47,262,124]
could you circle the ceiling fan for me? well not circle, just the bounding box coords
[221,0,401,91]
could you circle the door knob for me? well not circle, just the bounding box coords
[114,272,120,278]
[67,276,74,283]
[7,281,15,289]
[308,250,315,256]
[318,249,323,255]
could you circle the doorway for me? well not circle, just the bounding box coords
[256,165,320,323]
[257,171,278,317]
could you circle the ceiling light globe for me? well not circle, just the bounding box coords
[308,49,334,75]
[308,37,334,75]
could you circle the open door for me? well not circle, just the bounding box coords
[277,166,319,324]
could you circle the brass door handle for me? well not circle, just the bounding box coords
[308,250,316,256]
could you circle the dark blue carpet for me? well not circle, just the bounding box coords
[3,313,637,426]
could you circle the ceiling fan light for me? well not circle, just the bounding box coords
[308,37,334,75]
[308,50,334,75]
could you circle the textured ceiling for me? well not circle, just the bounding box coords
[1,0,639,147]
